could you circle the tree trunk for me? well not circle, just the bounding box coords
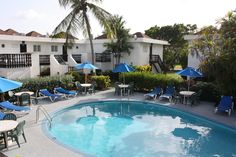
[83,11,95,64]
[117,53,121,64]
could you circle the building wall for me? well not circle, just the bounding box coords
[0,41,21,53]
[188,52,203,69]
[50,54,68,76]
[0,35,169,79]
[0,67,31,79]
[30,53,40,77]
[184,35,202,69]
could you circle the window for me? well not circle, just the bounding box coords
[39,55,50,65]
[33,45,41,52]
[96,53,111,62]
[72,54,82,63]
[51,45,58,52]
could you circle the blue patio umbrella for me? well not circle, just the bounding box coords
[112,63,135,83]
[75,62,99,70]
[74,62,99,83]
[176,67,203,90]
[176,67,203,78]
[0,77,22,93]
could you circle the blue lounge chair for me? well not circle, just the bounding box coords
[39,89,61,102]
[54,87,77,97]
[0,101,30,111]
[0,111,5,119]
[159,86,175,102]
[0,111,17,120]
[215,96,234,116]
[144,87,162,100]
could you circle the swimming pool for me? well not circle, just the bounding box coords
[46,101,236,157]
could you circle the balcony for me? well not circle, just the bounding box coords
[0,54,32,68]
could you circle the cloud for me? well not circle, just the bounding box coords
[15,9,44,20]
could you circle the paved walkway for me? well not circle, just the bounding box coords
[2,89,236,157]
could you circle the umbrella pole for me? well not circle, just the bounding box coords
[187,78,190,91]
[123,73,125,84]
[85,74,87,83]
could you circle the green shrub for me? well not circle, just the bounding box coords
[191,81,220,102]
[91,75,111,90]
[133,65,152,72]
[66,71,84,82]
[18,75,75,92]
[122,72,184,91]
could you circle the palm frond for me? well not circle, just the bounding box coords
[58,0,75,7]
[90,0,103,3]
[52,8,84,43]
[80,13,90,38]
[87,3,112,37]
[52,10,76,35]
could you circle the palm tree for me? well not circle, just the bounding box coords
[53,0,112,64]
[104,15,133,65]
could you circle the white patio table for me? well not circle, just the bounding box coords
[179,91,195,105]
[80,84,92,94]
[118,84,129,96]
[0,120,18,148]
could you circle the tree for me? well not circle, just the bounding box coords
[103,15,133,65]
[191,11,236,97]
[53,0,112,64]
[145,24,197,69]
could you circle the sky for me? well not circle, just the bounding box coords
[1,0,236,39]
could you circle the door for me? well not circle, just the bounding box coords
[20,42,27,53]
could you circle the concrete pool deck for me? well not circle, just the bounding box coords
[2,88,236,157]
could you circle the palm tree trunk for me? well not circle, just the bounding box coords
[117,53,121,64]
[83,11,95,64]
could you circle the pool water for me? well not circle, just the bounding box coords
[47,101,236,157]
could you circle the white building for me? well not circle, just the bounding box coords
[0,30,169,79]
[184,35,203,69]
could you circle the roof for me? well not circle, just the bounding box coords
[26,31,42,37]
[50,32,78,40]
[95,32,153,40]
[133,32,152,39]
[95,34,107,39]
[0,30,5,35]
[4,29,20,35]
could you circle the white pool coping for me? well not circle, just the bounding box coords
[2,88,236,157]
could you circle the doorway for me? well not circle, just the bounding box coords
[20,41,27,53]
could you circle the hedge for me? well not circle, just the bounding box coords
[66,71,84,82]
[121,72,184,91]
[18,75,75,93]
[91,75,111,90]
[191,81,220,102]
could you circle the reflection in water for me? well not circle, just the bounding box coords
[172,127,201,140]
[49,101,236,157]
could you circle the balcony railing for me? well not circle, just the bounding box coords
[0,54,32,68]
[150,55,162,63]
[149,54,167,72]
[54,55,66,65]
[39,55,50,65]
[72,54,82,63]
[96,53,111,62]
